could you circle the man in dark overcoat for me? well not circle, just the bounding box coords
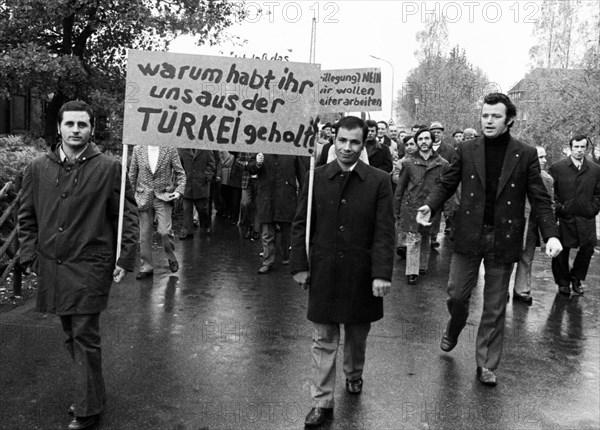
[290,116,395,427]
[177,148,215,238]
[248,153,306,274]
[417,93,562,387]
[549,135,600,295]
[19,101,138,429]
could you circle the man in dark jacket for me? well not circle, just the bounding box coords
[365,119,393,173]
[248,153,306,274]
[19,101,139,429]
[290,116,395,427]
[177,148,215,238]
[395,128,449,285]
[417,93,562,387]
[549,135,600,295]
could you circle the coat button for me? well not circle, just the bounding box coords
[511,183,515,187]
[340,174,345,179]
[506,234,511,238]
[338,252,344,258]
[471,175,475,179]
[66,167,71,172]
[466,211,470,215]
[470,193,474,197]
[57,259,62,264]
[515,154,519,157]
[507,201,511,205]
[58,227,64,232]
[508,220,512,224]
[341,199,347,205]
[339,226,345,232]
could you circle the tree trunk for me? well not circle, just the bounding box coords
[44,92,66,145]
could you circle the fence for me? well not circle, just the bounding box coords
[0,181,22,296]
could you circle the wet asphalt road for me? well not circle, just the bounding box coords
[0,216,599,430]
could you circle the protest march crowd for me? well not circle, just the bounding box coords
[15,92,600,428]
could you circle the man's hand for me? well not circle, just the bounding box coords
[416,205,432,226]
[166,191,180,201]
[545,237,563,258]
[256,153,264,165]
[113,266,127,283]
[372,278,391,297]
[293,271,310,290]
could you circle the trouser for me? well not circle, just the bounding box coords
[405,231,431,275]
[181,197,209,234]
[139,199,176,272]
[551,242,596,286]
[59,314,104,417]
[260,222,291,266]
[240,179,258,231]
[310,322,371,408]
[514,225,538,294]
[445,226,514,370]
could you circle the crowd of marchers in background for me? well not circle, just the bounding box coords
[132,113,600,291]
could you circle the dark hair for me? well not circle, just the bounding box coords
[323,122,332,128]
[412,124,420,129]
[376,120,388,129]
[569,134,589,148]
[452,130,463,136]
[414,128,432,142]
[365,119,377,129]
[403,135,415,145]
[57,100,95,128]
[483,93,516,128]
[336,116,368,142]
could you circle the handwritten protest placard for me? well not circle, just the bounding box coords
[123,49,321,155]
[319,68,382,113]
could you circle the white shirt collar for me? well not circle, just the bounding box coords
[59,144,88,162]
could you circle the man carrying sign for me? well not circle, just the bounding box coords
[290,116,395,427]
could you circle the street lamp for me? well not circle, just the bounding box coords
[414,97,420,123]
[369,54,395,123]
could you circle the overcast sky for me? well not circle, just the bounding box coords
[170,1,543,123]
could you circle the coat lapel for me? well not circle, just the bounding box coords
[473,138,486,187]
[496,137,520,198]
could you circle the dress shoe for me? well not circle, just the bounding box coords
[346,378,363,394]
[513,291,533,304]
[431,240,440,249]
[440,333,457,352]
[571,276,584,295]
[68,415,98,430]
[406,274,418,285]
[558,284,571,295]
[257,264,271,274]
[168,259,179,273]
[135,271,153,280]
[476,366,497,386]
[304,407,333,427]
[178,233,193,240]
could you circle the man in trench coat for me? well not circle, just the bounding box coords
[290,116,395,427]
[549,135,600,295]
[249,153,306,274]
[19,101,138,429]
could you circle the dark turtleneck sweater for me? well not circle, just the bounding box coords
[484,131,510,226]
